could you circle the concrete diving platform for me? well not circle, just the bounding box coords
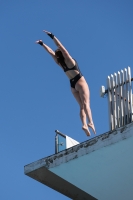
[24,122,133,200]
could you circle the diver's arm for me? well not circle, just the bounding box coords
[36,40,55,56]
[43,30,74,64]
[35,40,58,64]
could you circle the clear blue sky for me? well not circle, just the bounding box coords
[0,1,133,199]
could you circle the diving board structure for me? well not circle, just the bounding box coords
[24,123,133,200]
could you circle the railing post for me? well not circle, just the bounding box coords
[121,70,126,125]
[107,76,112,130]
[124,68,129,124]
[128,67,132,122]
[55,133,58,154]
[111,74,116,129]
[117,71,122,127]
[114,73,119,128]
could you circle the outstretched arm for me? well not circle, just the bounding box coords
[35,40,58,64]
[43,30,75,64]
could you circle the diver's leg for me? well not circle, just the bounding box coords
[75,77,96,134]
[71,87,91,136]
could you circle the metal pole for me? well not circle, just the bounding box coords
[55,133,58,154]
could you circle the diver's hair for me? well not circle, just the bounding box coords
[55,49,65,65]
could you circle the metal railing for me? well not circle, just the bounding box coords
[100,66,133,130]
[55,130,66,153]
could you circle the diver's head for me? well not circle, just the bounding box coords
[55,49,64,63]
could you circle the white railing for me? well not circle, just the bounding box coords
[100,66,133,130]
[55,130,79,153]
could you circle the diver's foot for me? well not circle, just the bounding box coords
[88,123,96,134]
[82,125,91,136]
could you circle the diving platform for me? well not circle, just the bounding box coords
[24,122,133,200]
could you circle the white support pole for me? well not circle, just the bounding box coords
[114,73,119,127]
[107,76,113,130]
[123,70,127,125]
[121,70,125,125]
[111,74,116,129]
[128,67,132,122]
[124,68,129,124]
[117,71,122,127]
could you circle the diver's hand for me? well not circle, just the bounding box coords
[43,30,54,39]
[35,40,43,46]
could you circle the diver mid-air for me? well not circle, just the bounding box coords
[36,30,96,136]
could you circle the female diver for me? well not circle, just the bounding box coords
[36,30,96,136]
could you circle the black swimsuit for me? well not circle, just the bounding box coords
[61,59,83,88]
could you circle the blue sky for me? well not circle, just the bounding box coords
[0,1,133,199]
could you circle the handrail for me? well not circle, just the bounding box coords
[55,130,66,138]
